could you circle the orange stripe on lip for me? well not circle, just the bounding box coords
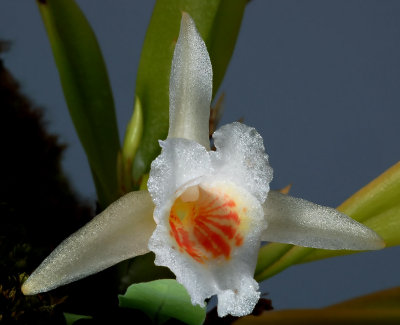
[169,214,204,263]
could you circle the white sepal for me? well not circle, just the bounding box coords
[261,191,385,250]
[168,13,212,149]
[22,191,155,295]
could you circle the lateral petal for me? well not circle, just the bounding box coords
[168,13,212,149]
[261,191,385,250]
[211,122,273,203]
[22,191,155,295]
[148,138,212,211]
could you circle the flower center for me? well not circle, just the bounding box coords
[169,184,245,263]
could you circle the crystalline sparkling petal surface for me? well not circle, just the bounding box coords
[211,122,273,203]
[149,181,265,317]
[262,191,385,250]
[22,191,155,295]
[148,138,213,212]
[147,122,273,316]
[168,12,212,148]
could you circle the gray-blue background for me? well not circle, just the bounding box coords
[1,1,399,310]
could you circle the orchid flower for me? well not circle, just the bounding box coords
[22,13,384,317]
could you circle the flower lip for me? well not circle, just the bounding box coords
[149,177,266,316]
[168,183,246,264]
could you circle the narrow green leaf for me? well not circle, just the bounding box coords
[255,245,313,282]
[302,161,400,263]
[37,0,120,207]
[255,162,400,281]
[64,312,92,325]
[338,161,400,223]
[132,0,247,184]
[254,243,293,277]
[118,279,206,325]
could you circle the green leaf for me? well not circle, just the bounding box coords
[301,161,400,262]
[132,0,247,184]
[235,287,400,325]
[255,162,400,282]
[37,0,120,207]
[64,312,92,325]
[118,279,205,325]
[255,244,313,282]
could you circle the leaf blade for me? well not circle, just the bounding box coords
[64,312,92,325]
[38,0,120,206]
[119,279,206,325]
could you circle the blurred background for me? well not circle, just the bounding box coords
[1,0,399,310]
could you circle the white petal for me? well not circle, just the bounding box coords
[149,180,266,317]
[22,191,155,295]
[211,122,273,203]
[168,13,212,149]
[148,138,212,211]
[261,191,385,250]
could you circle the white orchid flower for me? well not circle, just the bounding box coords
[22,13,384,317]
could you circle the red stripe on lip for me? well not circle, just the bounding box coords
[169,185,245,263]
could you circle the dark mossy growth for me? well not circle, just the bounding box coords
[0,51,93,261]
[0,273,66,324]
[0,43,156,324]
[0,44,95,324]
